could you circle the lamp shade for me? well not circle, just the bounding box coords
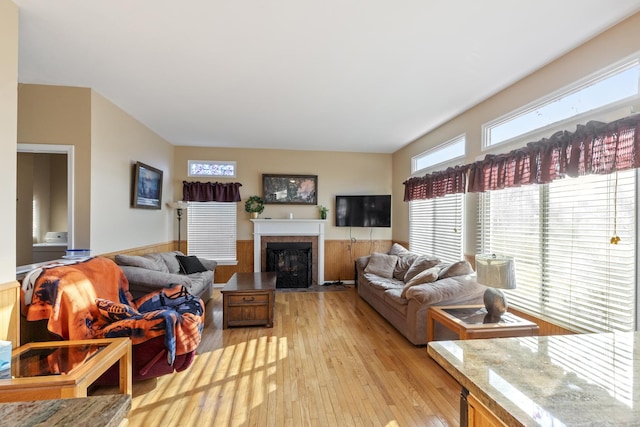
[167,201,189,210]
[475,254,516,290]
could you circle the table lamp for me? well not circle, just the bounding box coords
[167,201,189,252]
[475,254,516,321]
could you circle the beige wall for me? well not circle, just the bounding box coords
[392,12,640,253]
[0,0,18,282]
[173,147,393,241]
[17,85,175,255]
[90,91,174,254]
[18,84,92,248]
[0,0,19,344]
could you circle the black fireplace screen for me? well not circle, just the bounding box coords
[266,242,312,288]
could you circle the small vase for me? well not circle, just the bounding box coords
[320,211,327,220]
[251,212,259,219]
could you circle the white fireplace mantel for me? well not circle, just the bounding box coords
[251,219,326,285]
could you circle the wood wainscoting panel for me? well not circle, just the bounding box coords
[324,239,392,282]
[100,242,176,260]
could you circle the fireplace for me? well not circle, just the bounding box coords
[251,219,326,285]
[266,242,312,288]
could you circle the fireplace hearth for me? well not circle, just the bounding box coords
[266,242,312,288]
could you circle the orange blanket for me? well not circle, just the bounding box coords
[23,257,204,364]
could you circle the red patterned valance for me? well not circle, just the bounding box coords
[404,114,640,201]
[182,181,242,202]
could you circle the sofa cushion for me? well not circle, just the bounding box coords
[401,266,440,298]
[364,273,405,291]
[364,252,398,279]
[394,253,419,281]
[388,243,410,257]
[176,255,208,274]
[438,260,474,279]
[404,255,441,282]
[405,275,483,305]
[115,254,164,272]
[155,252,181,274]
[384,288,409,307]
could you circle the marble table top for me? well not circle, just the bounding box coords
[428,332,640,426]
[0,394,130,426]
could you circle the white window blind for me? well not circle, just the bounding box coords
[409,193,463,264]
[479,170,636,333]
[186,202,237,264]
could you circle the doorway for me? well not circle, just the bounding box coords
[16,144,74,266]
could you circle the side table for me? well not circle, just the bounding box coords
[0,337,132,402]
[427,305,539,342]
[222,272,276,329]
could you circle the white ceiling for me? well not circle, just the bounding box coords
[14,1,640,153]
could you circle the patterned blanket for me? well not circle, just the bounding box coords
[22,257,204,365]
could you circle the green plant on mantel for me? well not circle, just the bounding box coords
[318,205,329,220]
[245,195,265,218]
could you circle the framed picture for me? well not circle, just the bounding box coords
[132,161,163,209]
[262,174,317,205]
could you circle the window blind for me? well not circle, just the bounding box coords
[186,202,237,264]
[409,193,463,264]
[479,170,636,333]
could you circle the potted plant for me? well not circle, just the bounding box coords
[318,205,329,220]
[245,195,265,219]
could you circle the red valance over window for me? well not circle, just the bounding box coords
[404,114,640,201]
[182,181,242,202]
[403,165,468,201]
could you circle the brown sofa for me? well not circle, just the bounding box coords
[356,244,486,345]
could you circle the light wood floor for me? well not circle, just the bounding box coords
[98,287,462,426]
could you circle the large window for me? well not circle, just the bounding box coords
[186,202,237,264]
[409,135,465,261]
[410,193,463,263]
[478,170,637,332]
[484,59,640,148]
[412,135,465,174]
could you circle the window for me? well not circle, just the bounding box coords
[409,135,465,261]
[188,160,236,178]
[484,59,640,148]
[186,202,237,264]
[478,170,636,333]
[410,193,463,263]
[412,135,465,174]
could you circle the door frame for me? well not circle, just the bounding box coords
[17,144,75,248]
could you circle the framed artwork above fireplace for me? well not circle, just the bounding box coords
[262,174,317,205]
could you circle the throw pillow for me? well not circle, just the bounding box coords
[401,267,440,298]
[438,260,474,279]
[96,298,140,322]
[394,253,418,281]
[403,255,440,283]
[364,252,398,279]
[176,255,208,274]
[388,243,410,257]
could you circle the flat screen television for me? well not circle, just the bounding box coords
[335,195,391,227]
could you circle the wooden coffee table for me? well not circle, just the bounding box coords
[0,337,132,402]
[222,272,277,329]
[427,305,539,342]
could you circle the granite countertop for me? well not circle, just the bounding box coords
[428,332,640,426]
[0,394,131,427]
